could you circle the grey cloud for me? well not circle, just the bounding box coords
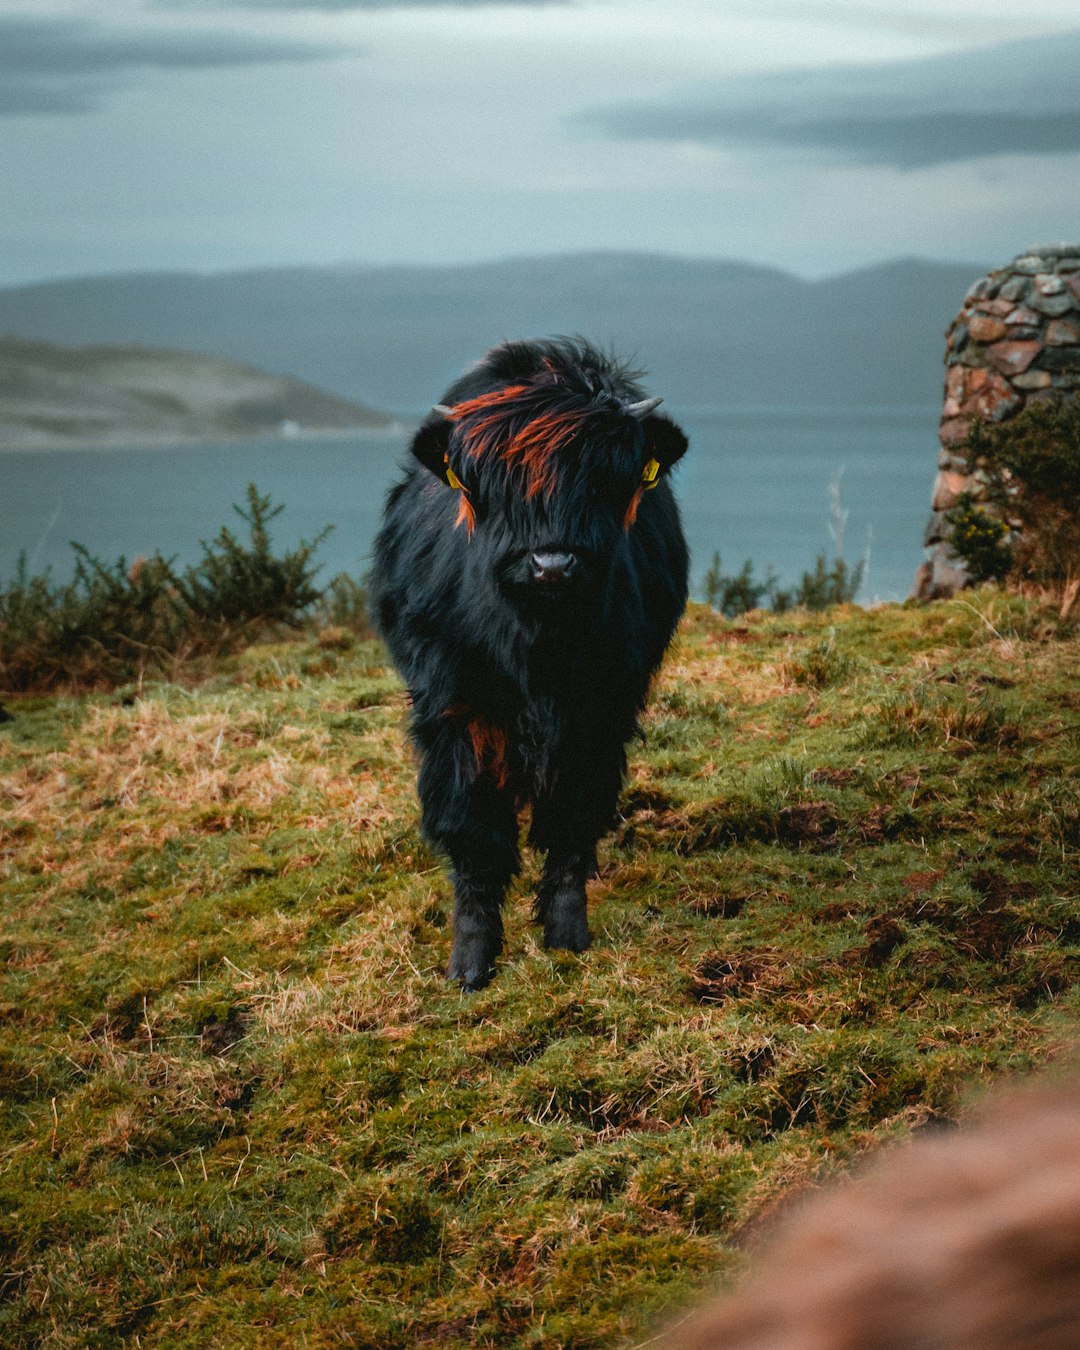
[576,30,1080,169]
[0,16,356,115]
[0,82,101,116]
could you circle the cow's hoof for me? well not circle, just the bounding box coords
[448,967,494,993]
[543,923,591,954]
[447,946,497,991]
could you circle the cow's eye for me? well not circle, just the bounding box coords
[641,458,660,489]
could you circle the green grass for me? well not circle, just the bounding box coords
[2,593,1079,1347]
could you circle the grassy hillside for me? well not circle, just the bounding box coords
[2,595,1079,1347]
[0,336,391,449]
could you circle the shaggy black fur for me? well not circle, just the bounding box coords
[371,338,689,989]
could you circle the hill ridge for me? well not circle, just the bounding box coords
[0,334,392,449]
[0,251,988,410]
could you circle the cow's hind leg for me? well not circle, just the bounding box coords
[417,730,519,991]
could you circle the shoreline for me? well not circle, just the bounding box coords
[0,403,940,454]
[0,420,415,454]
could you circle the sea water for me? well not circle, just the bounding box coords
[0,406,938,603]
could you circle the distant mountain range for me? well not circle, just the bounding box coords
[0,336,390,449]
[0,252,987,413]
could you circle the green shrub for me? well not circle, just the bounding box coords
[0,547,188,692]
[702,553,774,617]
[954,394,1080,593]
[177,483,330,628]
[0,483,344,692]
[702,551,864,617]
[312,570,372,636]
[945,493,1011,584]
[773,552,864,612]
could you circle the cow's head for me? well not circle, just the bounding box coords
[409,349,687,615]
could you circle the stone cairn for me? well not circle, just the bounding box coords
[913,244,1080,600]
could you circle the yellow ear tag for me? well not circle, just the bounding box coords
[444,456,464,491]
[642,458,660,489]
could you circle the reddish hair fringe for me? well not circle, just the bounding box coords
[455,493,476,536]
[623,485,645,530]
[445,385,588,500]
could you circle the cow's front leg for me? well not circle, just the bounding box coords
[417,723,519,991]
[536,847,595,952]
[530,734,627,953]
[446,853,515,990]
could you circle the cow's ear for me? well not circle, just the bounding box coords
[411,412,455,484]
[643,413,688,472]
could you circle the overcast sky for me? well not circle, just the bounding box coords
[2,0,1078,286]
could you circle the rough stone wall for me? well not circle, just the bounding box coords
[913,244,1080,600]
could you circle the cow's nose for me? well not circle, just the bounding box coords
[529,551,577,584]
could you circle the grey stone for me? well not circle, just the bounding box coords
[910,560,934,602]
[989,392,1022,422]
[937,449,969,471]
[964,277,992,302]
[933,469,975,511]
[1057,258,1080,274]
[998,276,1030,301]
[1030,292,1075,317]
[1046,319,1080,345]
[931,549,971,597]
[1026,243,1080,258]
[1012,255,1047,275]
[1036,348,1080,374]
[1012,370,1053,390]
[1035,274,1066,296]
[924,511,953,547]
[957,345,989,368]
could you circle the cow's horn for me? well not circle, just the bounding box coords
[625,397,663,419]
[432,403,455,418]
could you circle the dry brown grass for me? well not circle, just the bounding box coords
[1,599,1079,1348]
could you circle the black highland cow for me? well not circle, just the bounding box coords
[371,339,689,989]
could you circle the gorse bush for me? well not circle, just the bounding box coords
[0,546,191,693]
[946,493,1011,585]
[949,394,1080,602]
[177,485,330,628]
[0,483,357,692]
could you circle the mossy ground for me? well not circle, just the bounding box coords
[2,594,1079,1348]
